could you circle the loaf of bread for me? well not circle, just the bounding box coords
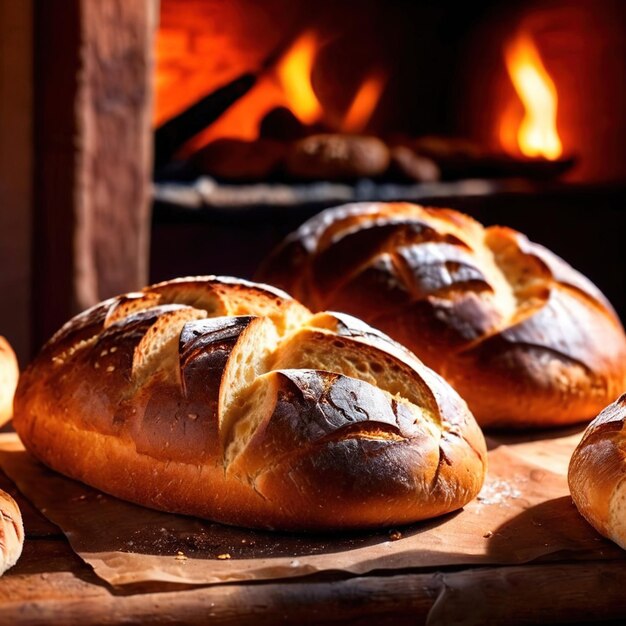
[13,276,487,530]
[0,489,23,575]
[285,134,390,181]
[0,336,19,427]
[190,138,286,181]
[568,394,626,549]
[259,202,626,428]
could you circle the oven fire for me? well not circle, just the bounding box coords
[152,2,604,185]
[161,28,387,152]
[500,30,563,161]
[276,31,322,126]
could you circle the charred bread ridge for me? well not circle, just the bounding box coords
[13,276,487,531]
[258,202,626,428]
[0,336,19,426]
[568,393,626,549]
[0,490,23,575]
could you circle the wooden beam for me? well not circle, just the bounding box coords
[33,0,156,349]
[0,0,33,364]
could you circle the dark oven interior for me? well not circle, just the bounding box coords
[150,0,626,316]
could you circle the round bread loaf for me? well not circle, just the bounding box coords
[258,202,626,428]
[568,394,626,549]
[285,134,390,181]
[13,276,486,531]
[190,138,286,181]
[0,489,23,575]
[0,336,19,427]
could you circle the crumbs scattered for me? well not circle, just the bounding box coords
[217,553,231,560]
[483,531,493,538]
[388,530,403,541]
[175,551,188,561]
[477,479,521,506]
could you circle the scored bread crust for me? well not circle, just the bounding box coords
[568,394,626,549]
[0,336,19,427]
[258,202,626,428]
[13,276,487,531]
[0,489,23,575]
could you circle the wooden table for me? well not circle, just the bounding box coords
[2,446,626,625]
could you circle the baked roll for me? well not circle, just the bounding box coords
[0,490,23,575]
[259,202,626,428]
[0,336,19,427]
[13,276,486,531]
[190,138,286,182]
[569,394,626,549]
[285,134,390,181]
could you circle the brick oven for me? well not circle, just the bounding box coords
[1,0,625,362]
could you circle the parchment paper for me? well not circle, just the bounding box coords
[0,430,620,587]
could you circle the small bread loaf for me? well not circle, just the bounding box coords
[13,276,486,530]
[190,138,286,181]
[0,489,23,575]
[568,394,626,549]
[285,134,390,181]
[0,336,19,427]
[259,202,626,428]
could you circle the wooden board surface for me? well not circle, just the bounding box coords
[2,436,626,625]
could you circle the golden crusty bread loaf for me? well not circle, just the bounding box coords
[13,276,486,531]
[0,336,19,427]
[258,202,626,428]
[0,489,23,575]
[568,394,626,549]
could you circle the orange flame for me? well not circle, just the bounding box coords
[342,72,386,133]
[276,31,323,125]
[501,32,562,160]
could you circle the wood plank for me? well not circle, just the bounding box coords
[32,0,156,349]
[2,539,626,626]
